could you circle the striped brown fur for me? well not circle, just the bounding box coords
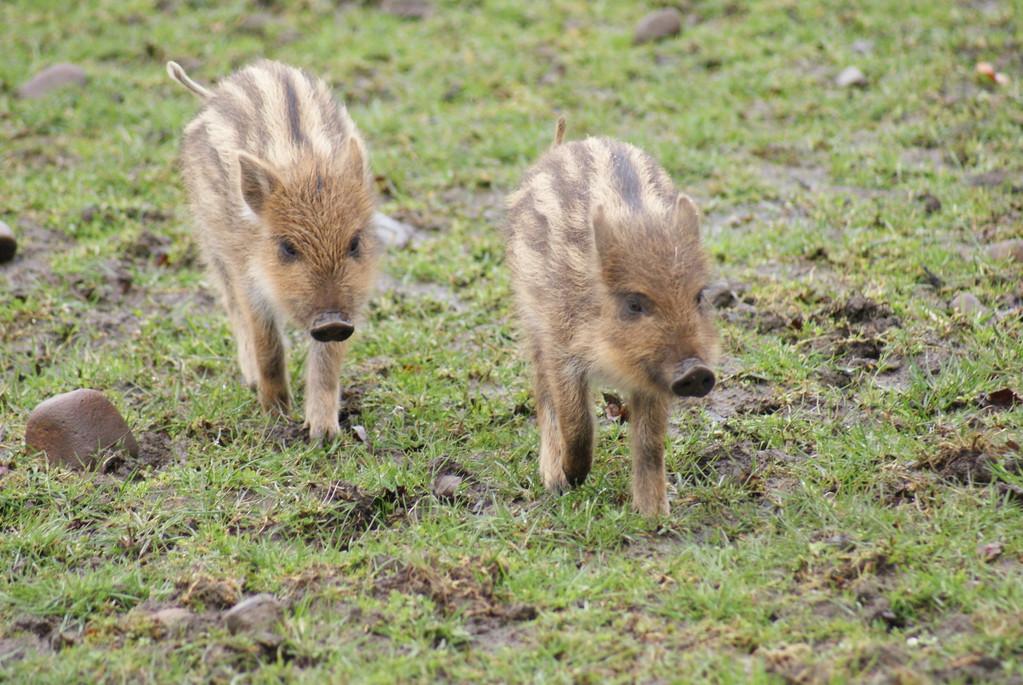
[504,127,720,516]
[168,60,379,441]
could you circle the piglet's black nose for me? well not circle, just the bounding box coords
[672,360,715,398]
[310,312,354,342]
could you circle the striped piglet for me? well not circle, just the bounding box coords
[168,60,379,440]
[504,120,720,516]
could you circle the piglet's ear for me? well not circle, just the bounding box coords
[238,152,281,217]
[592,204,627,286]
[673,193,701,241]
[342,136,369,185]
[591,204,613,264]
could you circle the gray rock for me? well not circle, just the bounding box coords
[836,66,867,88]
[432,474,463,501]
[373,212,415,249]
[0,221,16,264]
[223,594,283,635]
[18,64,87,99]
[634,8,682,44]
[950,292,987,316]
[25,389,139,470]
[986,239,1023,262]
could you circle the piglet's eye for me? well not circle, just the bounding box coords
[696,288,707,306]
[348,233,361,258]
[278,238,299,261]
[621,292,652,319]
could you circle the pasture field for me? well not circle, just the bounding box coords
[1,0,1022,682]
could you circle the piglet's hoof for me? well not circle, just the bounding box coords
[0,221,16,264]
[25,389,138,470]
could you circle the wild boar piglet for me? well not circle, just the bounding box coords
[504,120,719,516]
[168,59,379,440]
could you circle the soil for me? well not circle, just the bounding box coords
[285,480,416,549]
[371,555,537,642]
[914,437,1023,485]
[429,455,493,513]
[101,429,181,478]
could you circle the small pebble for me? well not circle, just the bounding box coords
[17,63,87,99]
[373,212,415,249]
[986,239,1023,262]
[633,8,682,45]
[25,389,139,470]
[949,292,986,316]
[224,594,283,635]
[432,474,463,501]
[0,221,16,264]
[836,66,867,88]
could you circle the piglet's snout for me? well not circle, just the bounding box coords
[671,358,715,398]
[310,312,354,342]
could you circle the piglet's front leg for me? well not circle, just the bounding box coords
[629,392,671,517]
[245,301,291,414]
[304,341,346,441]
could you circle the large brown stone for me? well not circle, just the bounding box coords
[17,64,88,99]
[25,389,138,470]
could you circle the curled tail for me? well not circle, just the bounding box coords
[166,61,213,99]
[552,116,567,147]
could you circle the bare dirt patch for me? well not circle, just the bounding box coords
[177,574,242,611]
[262,417,309,447]
[683,376,783,425]
[187,419,239,448]
[100,429,181,478]
[683,442,801,507]
[377,272,468,313]
[283,481,415,549]
[0,634,51,667]
[702,199,804,239]
[756,159,891,201]
[758,643,830,685]
[429,456,494,513]
[371,555,537,642]
[932,653,1004,683]
[0,218,68,298]
[913,436,1022,486]
[771,293,905,372]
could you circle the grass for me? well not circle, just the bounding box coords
[2,0,1022,682]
